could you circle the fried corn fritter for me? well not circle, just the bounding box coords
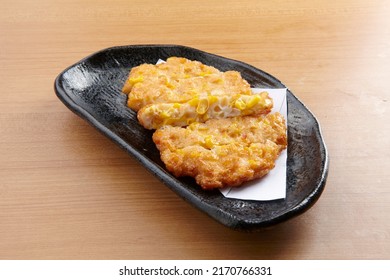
[138,91,273,129]
[122,57,253,111]
[122,57,273,129]
[152,113,287,189]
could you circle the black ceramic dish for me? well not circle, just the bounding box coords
[54,45,328,230]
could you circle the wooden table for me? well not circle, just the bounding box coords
[1,0,389,260]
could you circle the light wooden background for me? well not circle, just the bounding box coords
[1,0,389,259]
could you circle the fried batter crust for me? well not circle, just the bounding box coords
[152,113,287,189]
[122,57,253,111]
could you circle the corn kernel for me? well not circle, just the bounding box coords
[204,136,214,149]
[190,151,200,158]
[234,98,246,110]
[246,95,261,109]
[208,95,218,104]
[129,75,144,85]
[188,97,199,106]
[160,111,170,119]
[196,98,209,114]
[165,81,176,89]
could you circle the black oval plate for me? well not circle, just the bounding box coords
[54,45,328,230]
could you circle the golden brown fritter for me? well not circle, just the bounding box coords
[137,91,273,129]
[122,57,254,111]
[152,113,287,189]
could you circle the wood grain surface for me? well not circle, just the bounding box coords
[1,0,389,259]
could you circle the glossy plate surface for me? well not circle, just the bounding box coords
[54,45,328,230]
